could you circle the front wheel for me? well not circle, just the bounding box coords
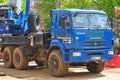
[13,47,28,70]
[86,60,105,73]
[48,50,69,77]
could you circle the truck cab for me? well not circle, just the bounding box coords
[48,9,113,76]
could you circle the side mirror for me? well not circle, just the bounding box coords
[108,17,114,28]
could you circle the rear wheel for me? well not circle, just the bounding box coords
[13,47,28,70]
[48,50,69,77]
[3,46,15,68]
[86,60,105,73]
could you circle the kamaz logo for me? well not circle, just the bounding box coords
[94,42,97,46]
[90,37,102,39]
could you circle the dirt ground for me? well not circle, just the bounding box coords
[0,61,120,80]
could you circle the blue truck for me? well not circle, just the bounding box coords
[0,0,113,77]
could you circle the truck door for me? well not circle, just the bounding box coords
[57,15,72,49]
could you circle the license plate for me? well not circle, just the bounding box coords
[91,56,101,60]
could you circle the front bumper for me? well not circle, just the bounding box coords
[66,49,113,63]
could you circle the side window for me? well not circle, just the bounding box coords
[59,16,70,28]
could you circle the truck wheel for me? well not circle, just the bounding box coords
[13,47,28,70]
[48,50,69,77]
[86,61,105,73]
[3,46,15,68]
[28,11,40,33]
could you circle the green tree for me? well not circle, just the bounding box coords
[21,0,26,13]
[39,0,57,29]
[61,0,93,8]
[0,0,9,3]
[92,0,120,17]
[0,0,3,3]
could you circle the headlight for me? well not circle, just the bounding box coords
[108,51,114,55]
[73,52,81,56]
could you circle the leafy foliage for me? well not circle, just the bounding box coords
[39,0,57,29]
[0,0,9,3]
[61,0,93,8]
[21,0,26,12]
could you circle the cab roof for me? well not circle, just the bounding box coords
[51,9,106,15]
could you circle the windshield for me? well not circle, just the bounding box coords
[72,13,110,28]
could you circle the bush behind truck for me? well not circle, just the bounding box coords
[0,0,113,77]
[113,7,120,53]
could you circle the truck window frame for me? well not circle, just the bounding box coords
[59,15,70,28]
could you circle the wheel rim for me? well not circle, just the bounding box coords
[15,52,20,65]
[35,17,40,31]
[3,51,9,64]
[50,55,59,74]
[35,25,39,31]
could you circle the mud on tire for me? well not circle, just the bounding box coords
[13,47,28,70]
[3,46,15,68]
[86,60,105,73]
[48,50,69,77]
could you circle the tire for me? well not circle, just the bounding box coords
[86,60,105,73]
[35,61,44,66]
[28,11,40,33]
[13,47,28,70]
[48,50,69,77]
[3,46,15,68]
